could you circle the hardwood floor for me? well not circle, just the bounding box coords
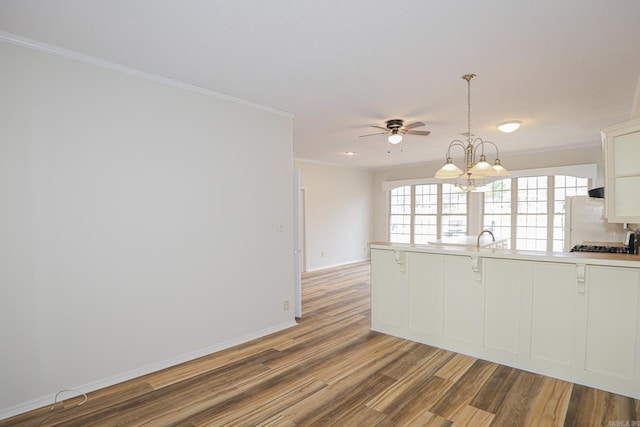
[3,261,639,426]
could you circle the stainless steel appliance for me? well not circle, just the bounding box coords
[625,230,639,254]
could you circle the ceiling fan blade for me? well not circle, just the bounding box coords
[359,132,387,138]
[371,125,389,131]
[403,121,425,130]
[405,130,431,136]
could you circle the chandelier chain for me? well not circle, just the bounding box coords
[467,76,471,139]
[434,73,508,191]
[462,73,476,139]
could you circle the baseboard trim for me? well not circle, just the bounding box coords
[0,320,298,421]
[305,258,370,272]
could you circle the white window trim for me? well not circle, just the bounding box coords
[381,163,597,192]
[503,163,597,180]
[382,177,441,192]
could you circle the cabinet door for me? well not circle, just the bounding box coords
[483,259,522,354]
[584,266,639,380]
[530,263,576,366]
[442,255,477,343]
[370,249,407,333]
[603,118,640,223]
[407,252,444,337]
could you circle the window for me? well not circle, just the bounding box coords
[389,184,467,244]
[483,179,512,248]
[441,183,467,237]
[516,176,548,251]
[482,175,589,251]
[414,184,438,244]
[552,175,590,251]
[389,185,411,243]
[389,172,590,251]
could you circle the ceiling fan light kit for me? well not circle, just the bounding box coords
[360,118,431,145]
[434,73,509,192]
[388,131,403,144]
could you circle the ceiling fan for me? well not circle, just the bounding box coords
[360,119,431,144]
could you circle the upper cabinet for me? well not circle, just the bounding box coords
[602,117,640,223]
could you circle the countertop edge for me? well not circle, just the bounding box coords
[369,241,640,268]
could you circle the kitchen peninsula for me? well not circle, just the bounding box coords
[369,242,640,399]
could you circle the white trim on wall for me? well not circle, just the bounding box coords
[631,75,640,120]
[381,163,598,192]
[0,31,293,120]
[0,320,296,420]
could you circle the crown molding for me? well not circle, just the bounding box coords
[0,31,294,119]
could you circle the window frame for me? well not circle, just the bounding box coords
[384,164,597,251]
[388,183,469,244]
[481,174,590,251]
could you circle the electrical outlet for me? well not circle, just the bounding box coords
[283,300,289,310]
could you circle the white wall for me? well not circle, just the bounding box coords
[0,40,295,416]
[372,145,603,241]
[294,160,373,271]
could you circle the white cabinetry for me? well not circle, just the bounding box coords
[529,263,576,368]
[407,252,444,337]
[370,249,407,335]
[483,259,524,356]
[442,255,477,344]
[370,244,640,398]
[584,266,639,381]
[602,117,640,223]
[370,250,445,339]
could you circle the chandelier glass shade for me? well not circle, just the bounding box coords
[434,74,509,191]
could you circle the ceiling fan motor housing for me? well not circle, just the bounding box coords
[386,119,404,131]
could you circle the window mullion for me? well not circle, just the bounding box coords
[547,176,554,251]
[437,184,443,239]
[410,185,416,244]
[511,178,518,247]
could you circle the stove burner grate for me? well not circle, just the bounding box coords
[570,244,628,254]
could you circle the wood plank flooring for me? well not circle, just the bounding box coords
[3,261,639,426]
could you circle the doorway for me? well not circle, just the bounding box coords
[293,170,306,318]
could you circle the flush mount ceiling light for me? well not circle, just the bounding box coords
[345,151,356,156]
[434,74,509,192]
[497,120,522,133]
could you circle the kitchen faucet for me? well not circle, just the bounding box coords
[477,230,495,249]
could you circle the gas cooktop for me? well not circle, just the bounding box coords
[570,244,628,254]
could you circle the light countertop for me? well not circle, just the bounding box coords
[428,235,509,248]
[369,241,640,268]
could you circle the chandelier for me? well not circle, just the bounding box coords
[434,74,509,192]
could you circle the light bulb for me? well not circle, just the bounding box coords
[388,133,403,144]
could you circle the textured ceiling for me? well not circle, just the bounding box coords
[1,0,639,169]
